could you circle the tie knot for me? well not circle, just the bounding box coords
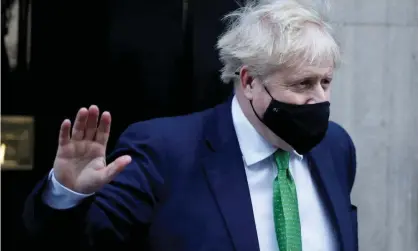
[274,150,290,171]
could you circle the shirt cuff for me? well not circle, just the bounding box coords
[41,169,94,210]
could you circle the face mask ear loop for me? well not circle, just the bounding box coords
[249,99,264,122]
[263,85,274,99]
[249,81,272,123]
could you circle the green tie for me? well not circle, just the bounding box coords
[273,150,302,251]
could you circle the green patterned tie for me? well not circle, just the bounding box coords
[273,150,302,251]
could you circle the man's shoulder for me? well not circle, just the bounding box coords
[110,104,228,166]
[323,121,357,191]
[119,106,217,145]
[325,121,354,146]
[322,121,356,167]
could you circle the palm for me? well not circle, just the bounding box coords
[53,106,131,194]
[56,141,106,173]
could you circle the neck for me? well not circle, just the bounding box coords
[235,90,293,152]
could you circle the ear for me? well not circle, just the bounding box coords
[239,66,255,100]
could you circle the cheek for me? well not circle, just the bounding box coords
[276,90,308,105]
[324,91,331,101]
[252,91,271,115]
[325,88,331,100]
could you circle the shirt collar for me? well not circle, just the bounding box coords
[231,95,303,167]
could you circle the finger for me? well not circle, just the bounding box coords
[59,119,71,146]
[84,105,100,140]
[71,108,89,140]
[102,155,132,182]
[95,111,111,145]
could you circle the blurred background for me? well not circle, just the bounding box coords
[1,0,417,250]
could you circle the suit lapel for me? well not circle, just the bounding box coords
[308,144,352,251]
[201,99,260,251]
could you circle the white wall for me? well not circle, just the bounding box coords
[329,0,418,250]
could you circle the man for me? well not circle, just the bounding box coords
[23,1,358,251]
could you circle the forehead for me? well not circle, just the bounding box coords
[264,59,334,84]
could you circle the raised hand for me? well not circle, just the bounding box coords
[53,105,131,194]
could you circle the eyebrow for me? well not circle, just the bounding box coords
[289,71,333,82]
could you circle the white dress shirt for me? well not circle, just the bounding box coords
[42,96,336,251]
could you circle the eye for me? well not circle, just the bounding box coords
[321,78,332,89]
[297,79,313,89]
[322,78,331,85]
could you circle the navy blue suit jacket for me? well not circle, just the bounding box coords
[23,98,358,251]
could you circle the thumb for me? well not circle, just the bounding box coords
[103,155,132,182]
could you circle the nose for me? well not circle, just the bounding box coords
[306,82,327,104]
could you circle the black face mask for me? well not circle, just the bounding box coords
[251,87,330,154]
